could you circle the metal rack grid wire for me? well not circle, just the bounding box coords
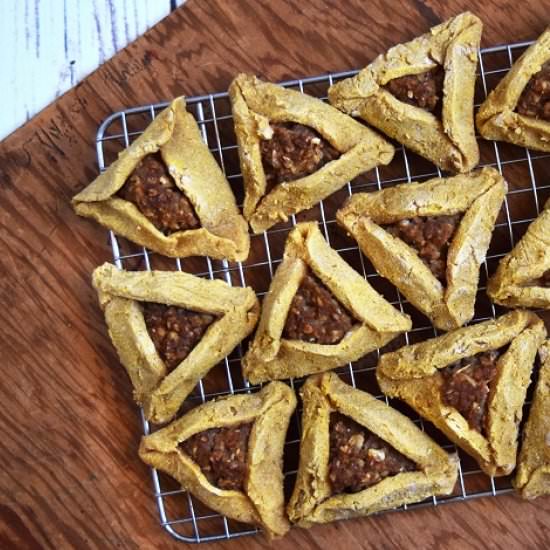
[95,40,550,543]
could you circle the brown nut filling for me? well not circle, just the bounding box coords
[538,268,550,287]
[441,350,501,434]
[260,122,340,191]
[385,214,461,283]
[385,67,444,113]
[329,413,416,494]
[516,61,550,121]
[283,272,355,345]
[143,302,216,372]
[118,153,200,234]
[180,423,252,491]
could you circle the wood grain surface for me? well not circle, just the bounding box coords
[0,0,188,140]
[1,1,550,548]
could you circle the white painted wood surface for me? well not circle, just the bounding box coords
[0,0,187,140]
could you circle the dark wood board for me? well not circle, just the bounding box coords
[1,1,549,548]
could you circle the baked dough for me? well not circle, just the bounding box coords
[477,27,550,151]
[377,310,547,476]
[229,74,394,233]
[93,262,259,424]
[337,167,506,331]
[73,97,250,261]
[242,222,411,383]
[139,381,296,538]
[328,12,481,173]
[514,341,550,498]
[488,198,550,309]
[287,373,458,526]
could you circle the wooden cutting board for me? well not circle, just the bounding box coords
[1,1,549,548]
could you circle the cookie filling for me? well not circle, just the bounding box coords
[180,423,252,491]
[441,350,501,434]
[143,302,216,372]
[328,413,416,494]
[536,269,550,287]
[260,122,340,191]
[118,153,200,233]
[516,61,550,121]
[283,272,355,345]
[385,214,461,283]
[385,67,444,113]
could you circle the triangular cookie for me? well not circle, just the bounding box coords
[488,198,550,308]
[93,262,259,424]
[229,74,394,233]
[377,311,547,476]
[477,27,550,152]
[287,373,457,526]
[139,381,296,538]
[242,222,411,383]
[514,341,550,498]
[337,167,506,331]
[328,12,482,173]
[73,97,250,260]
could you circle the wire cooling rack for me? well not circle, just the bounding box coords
[95,41,550,543]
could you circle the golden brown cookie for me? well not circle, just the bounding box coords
[488,198,550,309]
[477,27,550,152]
[377,310,547,477]
[93,262,259,424]
[514,341,550,499]
[328,12,482,172]
[229,74,394,233]
[337,167,506,331]
[242,222,411,383]
[287,373,458,526]
[139,381,296,538]
[73,97,250,260]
